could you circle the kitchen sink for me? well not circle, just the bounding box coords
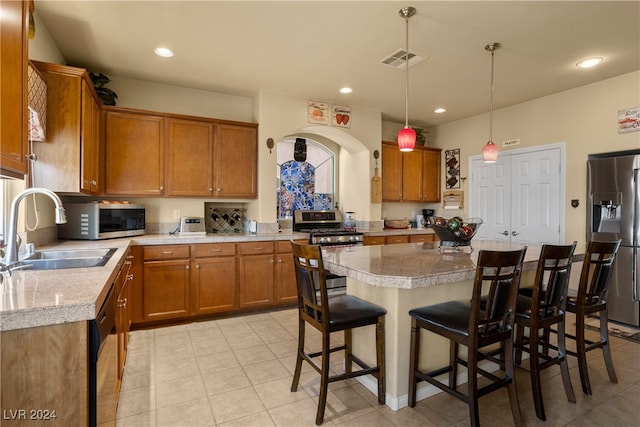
[13,248,117,270]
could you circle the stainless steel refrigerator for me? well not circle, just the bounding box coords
[587,150,640,326]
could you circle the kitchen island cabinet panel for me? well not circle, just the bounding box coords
[0,0,28,178]
[105,110,165,196]
[1,321,88,426]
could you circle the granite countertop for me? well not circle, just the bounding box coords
[0,231,309,332]
[362,228,436,237]
[322,240,542,290]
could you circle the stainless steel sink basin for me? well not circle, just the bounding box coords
[25,248,116,260]
[15,248,117,270]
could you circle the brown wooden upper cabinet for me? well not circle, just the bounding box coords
[105,109,165,196]
[105,107,257,198]
[30,61,102,194]
[0,0,29,178]
[381,141,441,202]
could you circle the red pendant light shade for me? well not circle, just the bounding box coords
[482,140,498,163]
[398,127,416,152]
[397,7,416,152]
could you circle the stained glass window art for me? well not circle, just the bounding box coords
[277,139,335,218]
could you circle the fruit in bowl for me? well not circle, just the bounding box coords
[428,216,483,246]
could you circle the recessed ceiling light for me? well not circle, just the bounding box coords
[434,107,446,114]
[576,57,603,68]
[339,87,353,94]
[154,47,174,58]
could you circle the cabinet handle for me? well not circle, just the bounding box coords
[186,265,190,270]
[127,274,134,281]
[270,259,274,264]
[210,249,222,252]
[162,251,173,255]
[117,298,127,308]
[217,187,221,191]
[209,187,213,192]
[278,259,282,263]
[160,186,164,191]
[195,264,199,269]
[126,255,134,260]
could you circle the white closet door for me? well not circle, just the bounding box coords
[470,145,563,245]
[510,148,561,244]
[471,157,511,242]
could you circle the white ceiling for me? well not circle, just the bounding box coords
[34,1,640,129]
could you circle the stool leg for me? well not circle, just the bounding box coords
[575,313,592,395]
[504,335,523,426]
[316,329,331,425]
[558,315,576,403]
[376,316,386,405]
[408,318,419,408]
[514,323,524,365]
[529,326,546,421]
[467,347,480,427]
[291,317,305,392]
[345,329,353,374]
[600,309,618,384]
[449,341,458,390]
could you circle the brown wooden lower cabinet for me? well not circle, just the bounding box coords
[131,240,301,326]
[192,243,237,314]
[238,241,275,309]
[363,236,386,245]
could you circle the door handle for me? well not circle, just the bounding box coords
[500,231,509,236]
[511,231,520,236]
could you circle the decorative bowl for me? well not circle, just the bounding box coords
[384,219,410,229]
[428,217,483,247]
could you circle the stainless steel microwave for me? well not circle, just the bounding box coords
[57,203,145,240]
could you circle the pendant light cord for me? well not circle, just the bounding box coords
[489,47,494,141]
[404,13,410,128]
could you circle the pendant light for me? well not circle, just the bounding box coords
[397,6,416,152]
[482,42,500,163]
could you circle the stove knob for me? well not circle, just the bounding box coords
[320,237,328,244]
[337,236,346,243]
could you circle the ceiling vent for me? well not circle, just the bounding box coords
[379,49,426,69]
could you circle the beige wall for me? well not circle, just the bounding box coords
[427,71,640,244]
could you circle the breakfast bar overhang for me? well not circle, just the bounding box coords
[321,241,542,410]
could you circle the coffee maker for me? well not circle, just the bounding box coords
[422,209,435,227]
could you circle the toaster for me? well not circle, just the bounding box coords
[178,217,206,234]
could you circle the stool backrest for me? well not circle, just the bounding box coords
[472,247,527,344]
[291,242,330,327]
[576,240,621,309]
[532,242,577,318]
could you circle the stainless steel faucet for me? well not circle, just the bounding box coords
[4,188,66,264]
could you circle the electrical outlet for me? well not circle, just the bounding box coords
[173,209,181,219]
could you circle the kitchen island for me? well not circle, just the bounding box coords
[321,240,541,410]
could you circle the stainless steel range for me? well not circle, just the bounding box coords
[293,210,364,246]
[293,210,363,294]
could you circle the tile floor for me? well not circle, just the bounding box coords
[114,309,640,426]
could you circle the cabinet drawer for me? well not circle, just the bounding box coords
[386,235,409,244]
[410,234,435,243]
[143,245,190,260]
[364,236,386,246]
[237,241,274,255]
[276,239,306,253]
[192,243,236,258]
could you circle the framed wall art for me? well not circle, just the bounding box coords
[307,101,330,125]
[617,107,640,134]
[332,104,351,128]
[445,148,461,189]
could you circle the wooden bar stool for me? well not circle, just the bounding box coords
[290,242,386,425]
[514,243,577,421]
[408,247,527,427]
[562,240,621,395]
